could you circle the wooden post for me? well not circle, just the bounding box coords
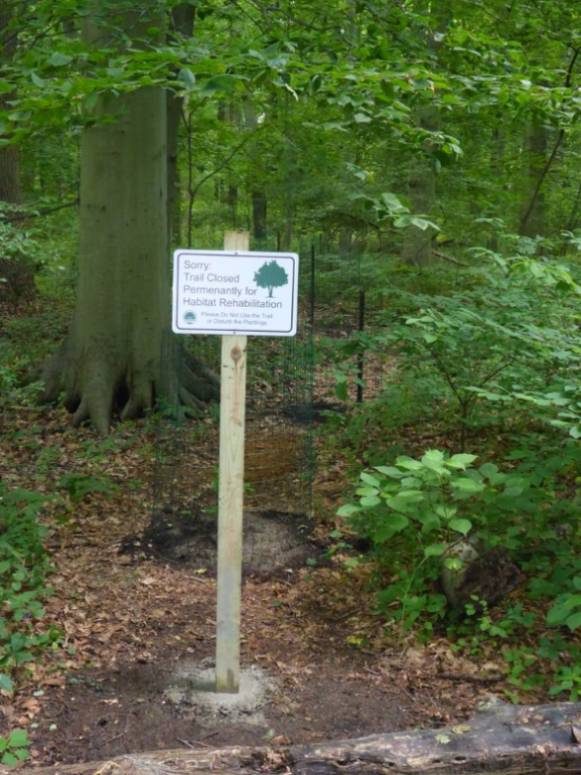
[215,230,249,693]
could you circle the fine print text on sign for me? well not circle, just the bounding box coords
[172,249,299,336]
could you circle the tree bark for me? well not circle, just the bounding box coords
[0,3,20,205]
[167,4,196,248]
[0,142,20,204]
[42,2,217,433]
[519,122,548,238]
[243,102,268,242]
[252,190,267,241]
[19,702,581,775]
[0,1,36,302]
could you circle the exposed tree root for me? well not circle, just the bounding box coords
[42,338,219,434]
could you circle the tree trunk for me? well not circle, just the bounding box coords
[167,4,196,248]
[252,190,267,240]
[167,91,183,247]
[519,122,547,238]
[0,1,36,302]
[0,3,20,205]
[42,2,217,433]
[19,702,581,775]
[243,102,268,242]
[0,143,20,204]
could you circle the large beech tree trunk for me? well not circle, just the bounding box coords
[42,2,217,434]
[19,702,581,775]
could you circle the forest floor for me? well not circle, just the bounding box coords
[0,302,535,768]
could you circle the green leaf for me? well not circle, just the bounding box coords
[409,216,436,231]
[337,504,359,517]
[435,505,456,519]
[395,456,423,471]
[449,518,472,535]
[178,68,196,89]
[566,612,581,631]
[202,74,243,93]
[424,543,446,557]
[2,752,18,767]
[380,192,406,213]
[355,486,379,497]
[374,514,409,542]
[386,490,424,512]
[375,466,403,478]
[0,674,13,692]
[49,52,73,67]
[444,557,463,571]
[400,476,421,488]
[8,730,27,749]
[547,596,581,626]
[421,449,447,473]
[547,604,569,625]
[447,453,477,469]
[30,72,45,88]
[360,495,381,507]
[451,477,485,495]
[360,472,381,487]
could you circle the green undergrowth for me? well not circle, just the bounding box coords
[0,482,60,762]
[0,481,60,767]
[325,242,580,702]
[0,484,58,677]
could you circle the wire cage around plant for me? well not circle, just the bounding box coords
[149,250,316,576]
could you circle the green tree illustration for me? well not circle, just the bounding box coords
[253,260,289,297]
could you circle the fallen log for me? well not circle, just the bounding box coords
[18,702,581,775]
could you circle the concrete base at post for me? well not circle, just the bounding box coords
[164,659,276,726]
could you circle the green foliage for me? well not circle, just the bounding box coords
[546,577,581,632]
[0,729,30,768]
[336,438,579,693]
[387,264,579,443]
[0,483,58,674]
[57,473,117,502]
[1,0,580,711]
[0,206,38,265]
[339,450,494,626]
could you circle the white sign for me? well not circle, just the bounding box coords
[172,249,299,336]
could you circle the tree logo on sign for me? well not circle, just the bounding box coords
[253,260,288,298]
[184,311,197,323]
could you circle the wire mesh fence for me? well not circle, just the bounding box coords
[151,247,316,573]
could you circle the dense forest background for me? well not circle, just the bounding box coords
[0,0,579,766]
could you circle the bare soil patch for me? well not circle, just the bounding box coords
[123,507,321,576]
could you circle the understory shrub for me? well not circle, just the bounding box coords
[0,483,58,686]
[336,444,580,697]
